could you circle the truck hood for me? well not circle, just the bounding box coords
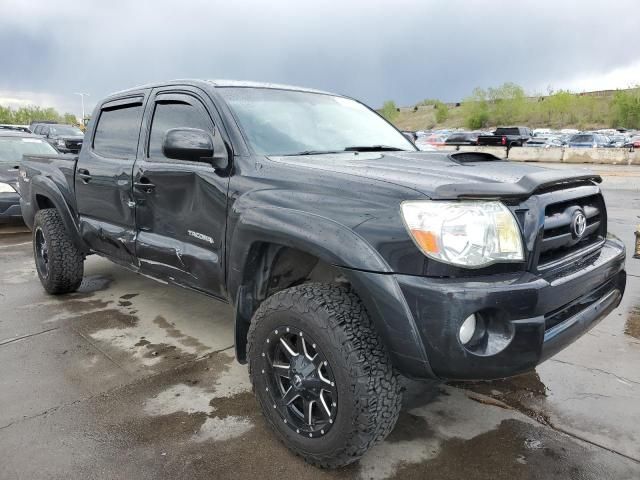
[269,151,600,200]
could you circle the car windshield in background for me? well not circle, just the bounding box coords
[569,134,593,143]
[218,87,415,156]
[50,125,83,136]
[0,137,58,163]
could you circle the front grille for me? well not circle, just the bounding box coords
[65,140,82,151]
[536,192,606,269]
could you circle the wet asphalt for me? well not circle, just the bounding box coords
[0,163,639,479]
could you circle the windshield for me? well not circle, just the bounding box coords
[0,136,58,163]
[218,87,415,156]
[50,125,83,136]
[569,134,593,143]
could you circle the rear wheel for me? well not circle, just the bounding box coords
[248,283,402,468]
[33,209,84,294]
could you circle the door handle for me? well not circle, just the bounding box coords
[134,179,156,193]
[77,168,91,183]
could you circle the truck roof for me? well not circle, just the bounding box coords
[106,79,335,100]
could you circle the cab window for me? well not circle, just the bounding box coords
[148,100,212,158]
[93,103,143,158]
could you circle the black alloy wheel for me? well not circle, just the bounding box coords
[262,327,338,437]
[34,227,49,279]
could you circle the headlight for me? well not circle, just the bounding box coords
[56,139,66,147]
[0,182,16,193]
[401,200,524,268]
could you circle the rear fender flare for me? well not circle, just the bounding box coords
[29,176,88,254]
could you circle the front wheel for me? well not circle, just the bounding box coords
[247,283,402,468]
[33,208,84,294]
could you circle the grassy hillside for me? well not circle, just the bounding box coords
[392,105,466,131]
[391,97,614,132]
[385,84,640,132]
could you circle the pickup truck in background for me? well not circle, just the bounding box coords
[18,79,626,468]
[477,126,533,147]
[32,123,84,154]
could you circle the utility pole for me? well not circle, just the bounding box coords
[74,92,90,124]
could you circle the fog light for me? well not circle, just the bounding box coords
[459,314,477,345]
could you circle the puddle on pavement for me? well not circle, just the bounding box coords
[75,275,113,295]
[153,315,210,353]
[389,419,581,480]
[449,371,550,425]
[624,305,640,340]
[136,352,255,445]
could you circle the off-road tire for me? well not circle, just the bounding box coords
[248,283,402,468]
[33,208,84,294]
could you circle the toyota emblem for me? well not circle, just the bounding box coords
[571,210,587,239]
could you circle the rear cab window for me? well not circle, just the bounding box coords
[93,99,144,158]
[494,128,520,136]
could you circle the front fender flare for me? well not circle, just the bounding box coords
[227,206,391,301]
[227,206,433,374]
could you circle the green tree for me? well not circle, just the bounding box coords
[380,100,399,122]
[63,113,78,125]
[0,105,12,123]
[541,90,573,126]
[611,88,640,129]
[434,101,449,123]
[487,82,526,125]
[461,88,490,129]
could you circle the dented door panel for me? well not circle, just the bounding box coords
[133,166,227,297]
[132,88,229,298]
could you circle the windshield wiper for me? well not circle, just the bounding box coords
[281,150,345,156]
[343,145,408,152]
[280,146,408,156]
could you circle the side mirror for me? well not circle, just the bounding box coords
[162,128,227,169]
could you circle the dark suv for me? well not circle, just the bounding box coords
[18,79,626,468]
[34,123,84,153]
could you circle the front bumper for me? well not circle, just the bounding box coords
[396,238,626,380]
[345,237,626,381]
[0,192,22,223]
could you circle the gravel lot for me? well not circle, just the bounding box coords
[1,163,639,479]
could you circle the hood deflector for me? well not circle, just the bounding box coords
[434,170,602,200]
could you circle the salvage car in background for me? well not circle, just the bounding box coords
[34,123,84,154]
[477,126,532,147]
[624,136,640,149]
[0,130,58,222]
[444,131,479,145]
[567,133,612,148]
[415,132,448,148]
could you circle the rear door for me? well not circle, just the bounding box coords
[75,95,147,264]
[132,88,229,298]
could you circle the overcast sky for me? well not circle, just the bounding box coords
[1,0,639,118]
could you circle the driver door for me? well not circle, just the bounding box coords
[133,88,229,298]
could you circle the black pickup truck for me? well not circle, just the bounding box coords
[18,80,626,468]
[33,123,84,154]
[477,126,533,148]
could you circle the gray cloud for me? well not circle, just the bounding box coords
[1,0,639,115]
